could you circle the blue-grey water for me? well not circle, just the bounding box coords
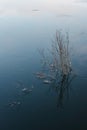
[0,1,87,130]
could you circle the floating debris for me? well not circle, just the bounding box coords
[36,75,46,79]
[8,101,21,108]
[22,88,32,95]
[34,72,46,79]
[32,9,39,11]
[43,80,52,84]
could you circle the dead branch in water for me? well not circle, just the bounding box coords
[51,30,72,76]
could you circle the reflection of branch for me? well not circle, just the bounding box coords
[56,74,76,109]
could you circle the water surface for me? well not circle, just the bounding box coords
[0,1,87,130]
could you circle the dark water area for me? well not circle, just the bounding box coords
[0,2,87,130]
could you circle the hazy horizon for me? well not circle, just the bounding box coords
[0,0,87,16]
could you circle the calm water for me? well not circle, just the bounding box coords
[0,1,87,130]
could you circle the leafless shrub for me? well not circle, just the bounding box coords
[51,30,72,76]
[38,30,72,77]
